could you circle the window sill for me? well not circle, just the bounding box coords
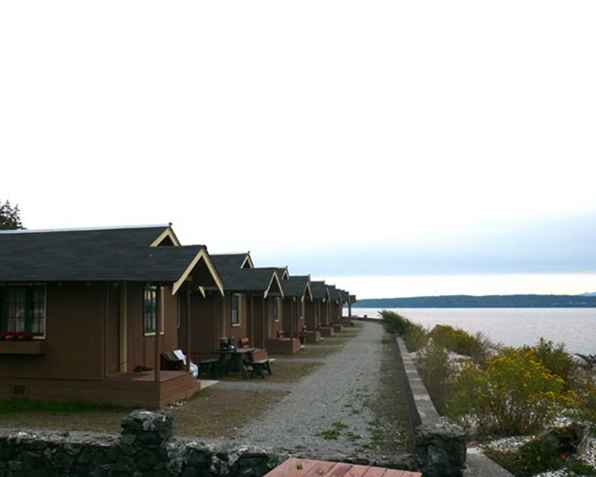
[231,323,241,328]
[144,332,165,337]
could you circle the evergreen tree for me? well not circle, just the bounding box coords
[0,200,24,230]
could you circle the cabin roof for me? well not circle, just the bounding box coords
[254,267,289,279]
[0,226,223,293]
[0,225,174,251]
[210,253,252,271]
[211,256,283,296]
[222,269,283,295]
[310,281,329,299]
[283,275,311,299]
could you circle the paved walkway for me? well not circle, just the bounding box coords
[233,322,408,462]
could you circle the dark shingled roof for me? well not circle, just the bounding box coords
[0,226,210,282]
[283,275,310,299]
[326,285,341,303]
[255,267,288,279]
[209,253,251,271]
[211,255,282,294]
[310,281,329,300]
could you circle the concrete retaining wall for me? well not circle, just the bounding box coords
[394,337,467,477]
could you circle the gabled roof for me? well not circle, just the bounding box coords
[223,269,284,297]
[255,267,289,280]
[326,285,341,303]
[0,224,174,252]
[0,226,223,294]
[310,281,329,300]
[211,256,284,297]
[210,253,252,271]
[283,275,312,300]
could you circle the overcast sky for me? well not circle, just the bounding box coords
[1,1,595,298]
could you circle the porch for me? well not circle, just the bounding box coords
[106,370,200,408]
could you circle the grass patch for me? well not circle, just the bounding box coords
[0,399,126,415]
[319,421,350,440]
[0,389,288,439]
[222,360,323,383]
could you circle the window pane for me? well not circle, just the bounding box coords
[31,287,46,335]
[144,287,157,334]
[7,289,26,333]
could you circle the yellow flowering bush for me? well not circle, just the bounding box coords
[447,348,577,436]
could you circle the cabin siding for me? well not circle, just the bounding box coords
[126,284,178,372]
[0,283,105,380]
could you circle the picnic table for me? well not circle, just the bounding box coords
[218,347,273,379]
[264,458,421,477]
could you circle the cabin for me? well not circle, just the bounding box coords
[179,255,285,358]
[307,281,334,337]
[0,225,224,408]
[280,275,312,339]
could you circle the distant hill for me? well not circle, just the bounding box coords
[353,294,596,308]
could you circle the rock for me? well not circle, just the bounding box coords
[415,418,467,477]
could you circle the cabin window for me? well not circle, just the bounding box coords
[143,286,158,335]
[0,286,46,338]
[271,297,281,322]
[231,294,242,326]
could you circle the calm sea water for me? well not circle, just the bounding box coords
[349,307,596,354]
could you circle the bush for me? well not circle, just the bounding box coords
[417,340,454,413]
[380,311,428,351]
[429,324,489,362]
[528,338,577,389]
[403,322,429,352]
[380,311,410,335]
[447,348,577,436]
[485,424,590,477]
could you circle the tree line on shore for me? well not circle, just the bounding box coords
[357,294,596,308]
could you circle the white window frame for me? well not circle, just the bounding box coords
[231,293,242,327]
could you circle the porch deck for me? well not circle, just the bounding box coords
[108,370,191,383]
[105,370,200,408]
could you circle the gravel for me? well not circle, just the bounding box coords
[234,321,409,462]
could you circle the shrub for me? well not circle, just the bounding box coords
[380,310,410,335]
[528,338,577,389]
[429,324,488,362]
[403,322,429,352]
[380,311,428,351]
[417,340,454,413]
[485,424,589,477]
[447,348,576,436]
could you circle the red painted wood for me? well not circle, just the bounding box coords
[264,459,420,477]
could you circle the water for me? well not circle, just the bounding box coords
[349,307,596,354]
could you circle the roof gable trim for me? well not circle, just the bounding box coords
[172,248,224,296]
[150,227,181,247]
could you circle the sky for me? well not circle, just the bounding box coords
[1,1,595,298]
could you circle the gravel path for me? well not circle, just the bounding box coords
[234,322,408,462]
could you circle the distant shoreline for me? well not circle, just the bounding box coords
[352,294,596,309]
[352,305,596,308]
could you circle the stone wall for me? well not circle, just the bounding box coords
[394,337,467,477]
[0,410,283,477]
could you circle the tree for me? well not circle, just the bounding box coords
[0,200,24,230]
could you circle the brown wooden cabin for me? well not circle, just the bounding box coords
[307,281,333,336]
[178,254,285,359]
[279,275,312,339]
[0,225,224,408]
